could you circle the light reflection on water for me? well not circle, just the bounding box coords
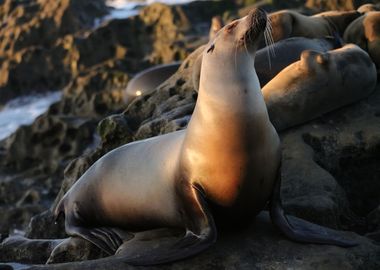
[103,0,199,20]
[0,92,62,141]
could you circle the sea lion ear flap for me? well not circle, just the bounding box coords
[209,16,224,40]
[316,53,329,65]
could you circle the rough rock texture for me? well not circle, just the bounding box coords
[0,0,108,104]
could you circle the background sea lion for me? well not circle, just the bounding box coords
[123,62,181,104]
[357,3,380,14]
[265,9,360,47]
[12,8,357,270]
[344,11,380,71]
[255,36,342,86]
[262,44,377,131]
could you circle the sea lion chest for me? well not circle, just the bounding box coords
[181,102,281,216]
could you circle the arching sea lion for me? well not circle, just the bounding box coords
[344,11,380,70]
[17,9,356,269]
[262,44,377,131]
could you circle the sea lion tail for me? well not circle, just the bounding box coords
[270,167,358,247]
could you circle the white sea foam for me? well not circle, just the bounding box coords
[0,92,62,141]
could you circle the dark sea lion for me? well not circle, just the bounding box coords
[265,9,360,47]
[344,11,380,70]
[262,44,377,131]
[123,62,181,104]
[9,9,356,270]
[255,36,342,86]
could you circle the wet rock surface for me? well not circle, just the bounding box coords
[0,0,379,269]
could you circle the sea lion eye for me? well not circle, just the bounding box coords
[207,44,215,54]
[316,54,329,65]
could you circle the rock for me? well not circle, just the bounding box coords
[0,0,108,104]
[46,237,106,264]
[1,212,379,269]
[0,236,61,264]
[2,115,96,172]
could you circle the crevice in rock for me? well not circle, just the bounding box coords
[303,132,380,236]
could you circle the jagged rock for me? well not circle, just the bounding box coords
[0,0,108,104]
[0,236,62,264]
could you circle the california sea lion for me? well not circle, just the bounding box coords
[343,11,380,70]
[265,9,360,47]
[262,44,377,131]
[123,62,181,104]
[357,3,380,14]
[49,8,355,267]
[255,36,342,86]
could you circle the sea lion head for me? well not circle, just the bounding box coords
[205,8,268,57]
[299,50,331,73]
[266,44,375,93]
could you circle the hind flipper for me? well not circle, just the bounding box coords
[269,165,357,247]
[117,183,216,265]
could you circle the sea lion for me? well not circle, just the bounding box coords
[357,3,380,14]
[44,8,356,267]
[262,44,377,131]
[343,11,380,70]
[264,9,360,47]
[255,36,342,86]
[123,62,181,104]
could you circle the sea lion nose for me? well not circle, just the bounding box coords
[247,8,267,30]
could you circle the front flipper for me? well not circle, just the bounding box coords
[117,183,217,265]
[64,212,132,255]
[270,165,357,247]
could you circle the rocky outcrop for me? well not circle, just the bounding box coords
[0,0,108,104]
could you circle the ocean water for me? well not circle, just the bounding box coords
[0,92,62,141]
[104,0,199,20]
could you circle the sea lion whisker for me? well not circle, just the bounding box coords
[264,32,272,70]
[265,19,276,57]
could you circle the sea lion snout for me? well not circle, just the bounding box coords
[247,8,267,30]
[244,8,267,42]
